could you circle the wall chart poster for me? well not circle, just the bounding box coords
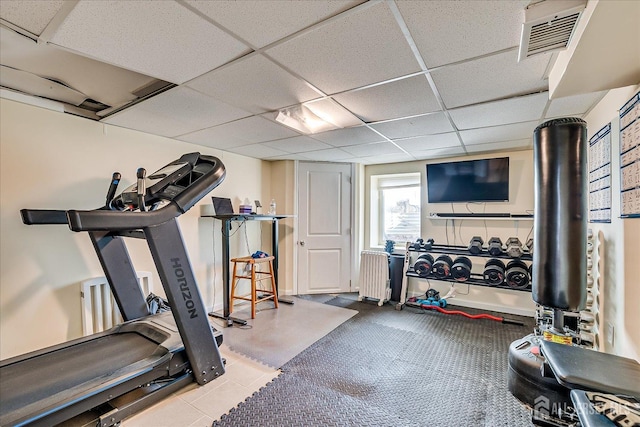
[589,123,612,222]
[619,92,640,218]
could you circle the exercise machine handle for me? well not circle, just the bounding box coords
[21,209,68,225]
[67,204,181,232]
[136,168,146,212]
[105,172,121,208]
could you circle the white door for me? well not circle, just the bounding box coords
[297,162,352,294]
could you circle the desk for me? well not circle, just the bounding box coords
[203,214,294,326]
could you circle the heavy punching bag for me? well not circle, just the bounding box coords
[532,118,587,311]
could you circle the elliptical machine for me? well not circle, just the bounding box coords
[507,120,640,426]
[1,153,227,427]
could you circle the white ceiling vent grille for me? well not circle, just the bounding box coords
[518,0,587,62]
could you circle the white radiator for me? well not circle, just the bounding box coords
[81,271,153,335]
[357,251,390,306]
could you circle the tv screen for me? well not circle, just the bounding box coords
[426,157,509,203]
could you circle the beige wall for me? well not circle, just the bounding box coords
[269,160,298,295]
[583,84,640,360]
[0,98,271,359]
[364,150,537,316]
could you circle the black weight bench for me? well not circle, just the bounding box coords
[540,340,640,427]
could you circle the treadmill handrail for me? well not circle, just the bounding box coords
[66,203,182,232]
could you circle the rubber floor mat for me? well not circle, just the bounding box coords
[213,297,535,427]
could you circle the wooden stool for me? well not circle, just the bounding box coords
[229,256,278,319]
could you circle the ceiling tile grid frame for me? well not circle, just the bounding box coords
[309,126,386,147]
[459,121,539,146]
[411,146,466,161]
[263,136,334,154]
[333,74,442,123]
[393,132,462,152]
[102,86,252,138]
[184,0,365,49]
[449,92,549,130]
[49,0,251,84]
[265,1,422,95]
[0,0,65,35]
[185,53,322,115]
[430,49,552,109]
[369,112,454,140]
[177,115,300,147]
[395,0,530,68]
[340,141,405,157]
[465,138,532,153]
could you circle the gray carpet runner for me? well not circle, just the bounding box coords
[213,297,535,426]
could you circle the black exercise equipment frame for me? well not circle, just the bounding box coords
[1,153,226,427]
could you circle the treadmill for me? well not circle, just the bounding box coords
[1,153,226,427]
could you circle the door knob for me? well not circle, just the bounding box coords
[299,240,305,246]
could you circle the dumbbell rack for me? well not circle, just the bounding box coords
[405,244,533,292]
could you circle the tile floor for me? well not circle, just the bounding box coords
[123,340,280,426]
[121,295,350,426]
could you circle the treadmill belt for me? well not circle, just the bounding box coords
[0,332,163,419]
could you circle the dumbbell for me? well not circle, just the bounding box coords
[451,256,473,282]
[468,236,484,255]
[413,253,434,277]
[432,255,453,279]
[422,238,435,250]
[487,237,504,256]
[409,238,424,250]
[505,237,523,258]
[506,260,530,289]
[426,288,440,300]
[410,238,435,251]
[525,238,534,254]
[483,259,505,286]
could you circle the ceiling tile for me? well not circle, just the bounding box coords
[546,91,607,118]
[341,142,404,157]
[311,126,385,147]
[370,112,453,139]
[102,86,251,138]
[333,75,441,122]
[50,0,250,84]
[300,148,355,162]
[180,115,299,147]
[0,0,65,35]
[186,54,321,114]
[266,153,312,161]
[396,0,529,68]
[264,136,333,153]
[431,49,550,108]
[226,143,289,159]
[359,153,415,164]
[459,121,538,146]
[186,0,363,48]
[411,146,466,160]
[394,133,461,152]
[449,92,548,130]
[265,2,420,94]
[177,129,249,151]
[464,139,532,153]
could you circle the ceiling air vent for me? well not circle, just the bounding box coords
[518,0,587,62]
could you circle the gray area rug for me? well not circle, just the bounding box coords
[214,297,535,426]
[213,296,357,368]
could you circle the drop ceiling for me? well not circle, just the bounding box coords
[1,0,632,165]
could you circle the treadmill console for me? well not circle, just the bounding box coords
[111,153,224,212]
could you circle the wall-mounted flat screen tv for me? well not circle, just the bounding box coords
[426,157,509,203]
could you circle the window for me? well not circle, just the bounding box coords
[371,173,421,246]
